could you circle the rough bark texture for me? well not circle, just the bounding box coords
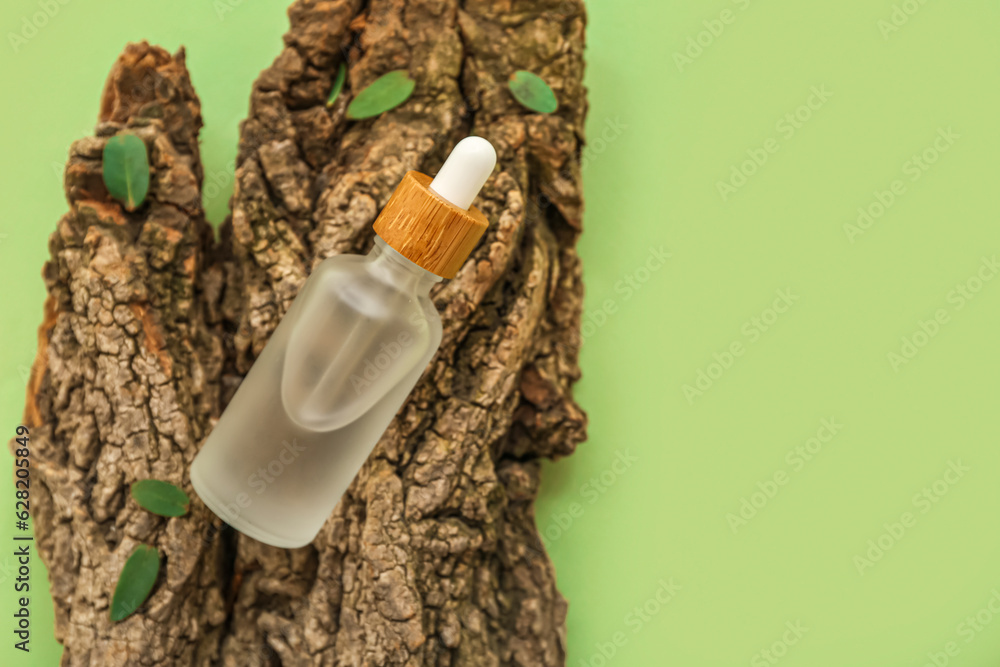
[19,0,587,665]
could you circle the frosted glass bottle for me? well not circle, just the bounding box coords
[190,137,496,547]
[190,238,442,547]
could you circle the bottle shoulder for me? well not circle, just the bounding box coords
[307,254,440,323]
[278,257,442,432]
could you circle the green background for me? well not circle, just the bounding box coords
[2,0,1000,665]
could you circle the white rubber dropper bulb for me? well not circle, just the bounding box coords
[428,136,497,210]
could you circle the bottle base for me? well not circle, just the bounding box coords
[189,462,313,549]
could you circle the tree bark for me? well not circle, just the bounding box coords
[19,1,587,665]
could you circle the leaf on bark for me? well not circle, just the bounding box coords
[327,62,347,107]
[101,134,150,210]
[508,71,558,114]
[110,545,160,622]
[131,480,190,517]
[346,70,415,119]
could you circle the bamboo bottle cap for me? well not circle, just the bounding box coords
[373,137,496,279]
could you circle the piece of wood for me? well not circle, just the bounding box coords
[17,0,588,663]
[21,42,229,666]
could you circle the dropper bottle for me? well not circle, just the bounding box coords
[190,137,497,548]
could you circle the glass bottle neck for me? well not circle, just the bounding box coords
[368,236,442,294]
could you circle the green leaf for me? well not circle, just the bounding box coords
[130,479,190,517]
[326,62,347,107]
[508,71,558,114]
[346,70,416,120]
[110,544,160,622]
[101,134,150,210]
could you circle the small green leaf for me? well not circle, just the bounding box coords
[508,71,558,114]
[346,70,416,120]
[130,479,190,517]
[101,134,150,210]
[326,62,347,107]
[110,544,160,622]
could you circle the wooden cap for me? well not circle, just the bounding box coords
[373,171,489,279]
